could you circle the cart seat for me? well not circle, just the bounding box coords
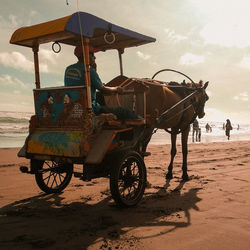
[103,80,147,125]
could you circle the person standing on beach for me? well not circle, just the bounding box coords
[225,119,233,140]
[192,119,199,142]
[198,128,201,142]
[205,123,212,133]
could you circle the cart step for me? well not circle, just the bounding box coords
[73,172,82,177]
[143,152,151,157]
[74,172,108,181]
[19,166,33,174]
[85,130,115,165]
[74,172,92,181]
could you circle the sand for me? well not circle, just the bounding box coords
[0,141,250,250]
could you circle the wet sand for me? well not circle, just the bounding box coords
[0,141,250,249]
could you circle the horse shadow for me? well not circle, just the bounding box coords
[0,180,202,249]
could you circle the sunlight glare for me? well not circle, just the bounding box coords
[191,0,250,48]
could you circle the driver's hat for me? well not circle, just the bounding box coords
[74,45,83,58]
[74,45,100,58]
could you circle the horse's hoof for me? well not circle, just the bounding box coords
[166,173,173,179]
[182,174,189,181]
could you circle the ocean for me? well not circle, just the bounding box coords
[0,111,31,148]
[0,111,249,148]
[151,121,250,145]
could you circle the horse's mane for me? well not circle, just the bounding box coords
[105,76,204,100]
[167,81,197,99]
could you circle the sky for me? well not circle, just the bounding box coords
[0,0,250,124]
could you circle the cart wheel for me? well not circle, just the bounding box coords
[110,151,147,207]
[33,160,73,194]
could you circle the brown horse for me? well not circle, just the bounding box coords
[105,76,209,181]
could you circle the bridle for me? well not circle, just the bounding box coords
[165,86,208,135]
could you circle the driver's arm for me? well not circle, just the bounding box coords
[100,85,123,94]
[90,67,122,94]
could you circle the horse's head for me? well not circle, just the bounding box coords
[188,80,209,119]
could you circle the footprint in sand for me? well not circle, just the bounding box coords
[209,167,217,170]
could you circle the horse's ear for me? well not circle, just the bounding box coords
[199,80,203,87]
[204,81,209,89]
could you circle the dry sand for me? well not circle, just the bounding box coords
[0,141,250,250]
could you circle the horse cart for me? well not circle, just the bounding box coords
[10,12,208,207]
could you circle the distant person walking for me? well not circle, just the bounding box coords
[205,123,212,133]
[225,119,233,140]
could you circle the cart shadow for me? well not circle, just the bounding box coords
[0,180,202,249]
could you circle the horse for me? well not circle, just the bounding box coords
[105,76,209,181]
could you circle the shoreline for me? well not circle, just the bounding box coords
[0,139,249,166]
[1,131,250,149]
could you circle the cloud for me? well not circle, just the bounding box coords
[203,107,227,122]
[179,53,204,65]
[203,107,250,123]
[0,10,38,29]
[0,74,28,89]
[200,22,250,48]
[137,51,151,60]
[233,92,249,101]
[0,51,48,73]
[197,0,250,48]
[40,49,58,65]
[0,91,33,112]
[164,28,187,43]
[0,14,19,29]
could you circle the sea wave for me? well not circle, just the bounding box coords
[0,117,29,124]
[0,111,33,120]
[0,129,28,134]
[0,111,249,148]
[0,112,29,135]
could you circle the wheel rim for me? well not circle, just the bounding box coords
[37,161,71,191]
[118,156,144,203]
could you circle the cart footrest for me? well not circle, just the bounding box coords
[142,152,151,157]
[74,172,92,181]
[19,166,34,174]
[85,130,115,164]
[73,172,82,178]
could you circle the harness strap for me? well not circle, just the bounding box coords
[165,102,196,135]
[164,95,201,135]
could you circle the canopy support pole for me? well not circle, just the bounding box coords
[82,38,92,110]
[33,45,40,89]
[118,49,124,76]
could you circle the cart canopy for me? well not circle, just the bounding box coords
[10,12,156,50]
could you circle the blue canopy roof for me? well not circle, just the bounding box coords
[10,12,156,50]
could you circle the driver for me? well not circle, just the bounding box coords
[64,45,139,121]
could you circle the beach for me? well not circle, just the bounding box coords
[0,141,250,250]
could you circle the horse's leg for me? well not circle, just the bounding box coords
[166,132,177,179]
[181,126,190,181]
[139,127,154,157]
